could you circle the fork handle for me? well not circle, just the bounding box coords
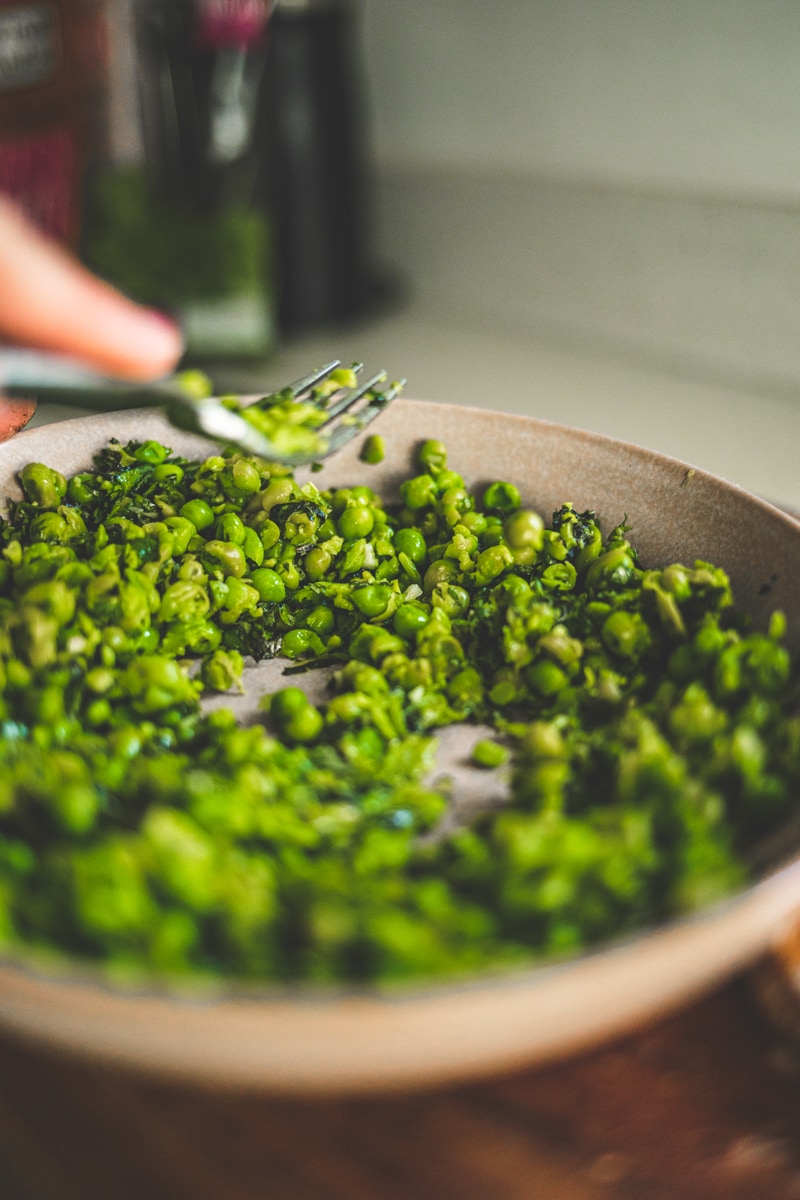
[0,348,180,411]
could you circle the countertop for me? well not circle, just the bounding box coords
[9,304,800,1198]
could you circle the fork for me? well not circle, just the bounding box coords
[0,349,404,465]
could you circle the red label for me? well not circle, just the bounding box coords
[195,0,269,48]
[0,128,77,244]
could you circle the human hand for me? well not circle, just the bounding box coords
[0,196,184,440]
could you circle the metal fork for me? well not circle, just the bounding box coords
[0,349,404,465]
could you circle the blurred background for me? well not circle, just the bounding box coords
[3,0,800,507]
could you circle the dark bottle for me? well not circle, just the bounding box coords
[86,0,276,362]
[261,0,374,332]
[136,0,270,214]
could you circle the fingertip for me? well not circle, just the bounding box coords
[128,308,185,379]
[0,397,36,442]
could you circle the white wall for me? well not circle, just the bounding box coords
[358,2,800,392]
[362,0,800,202]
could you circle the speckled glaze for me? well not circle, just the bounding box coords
[0,399,799,1095]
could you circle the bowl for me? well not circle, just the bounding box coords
[0,397,799,1094]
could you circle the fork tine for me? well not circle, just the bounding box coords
[317,370,387,426]
[323,378,406,456]
[286,359,342,398]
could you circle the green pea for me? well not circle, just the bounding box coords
[275,559,299,588]
[250,567,286,603]
[521,721,566,759]
[202,541,246,578]
[102,626,128,653]
[241,526,264,566]
[200,648,244,693]
[28,512,70,544]
[351,584,393,618]
[482,481,520,513]
[186,620,221,654]
[435,470,464,493]
[423,559,460,594]
[178,557,207,583]
[283,704,324,743]
[330,488,352,515]
[197,454,226,478]
[215,513,246,544]
[431,583,470,616]
[119,654,196,712]
[217,578,260,623]
[504,509,544,551]
[448,667,483,707]
[349,486,375,503]
[307,606,335,638]
[440,485,471,514]
[180,499,215,531]
[418,439,447,473]
[394,527,427,564]
[474,546,513,586]
[304,547,332,580]
[460,511,487,536]
[261,478,294,512]
[661,564,692,600]
[586,547,637,591]
[134,440,169,464]
[160,517,194,555]
[86,699,112,727]
[494,573,531,601]
[26,685,64,725]
[6,661,31,689]
[136,627,160,653]
[259,519,281,551]
[471,739,508,768]
[393,601,430,639]
[20,463,67,508]
[158,581,211,624]
[153,462,185,484]
[602,610,650,659]
[541,562,578,592]
[339,506,375,540]
[232,460,262,493]
[281,628,326,659]
[67,473,96,504]
[108,727,143,759]
[283,509,322,545]
[400,475,437,510]
[85,667,115,694]
[269,686,309,723]
[526,660,569,695]
[360,435,385,464]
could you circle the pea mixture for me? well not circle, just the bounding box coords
[0,427,798,986]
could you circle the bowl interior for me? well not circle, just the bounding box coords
[0,398,799,1092]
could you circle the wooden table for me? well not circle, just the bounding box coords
[1,957,800,1200]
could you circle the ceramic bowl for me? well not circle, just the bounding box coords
[0,398,799,1094]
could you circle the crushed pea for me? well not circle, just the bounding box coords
[0,430,798,986]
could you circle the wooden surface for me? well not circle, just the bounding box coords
[2,962,800,1199]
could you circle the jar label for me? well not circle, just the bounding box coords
[194,0,269,48]
[0,4,58,91]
